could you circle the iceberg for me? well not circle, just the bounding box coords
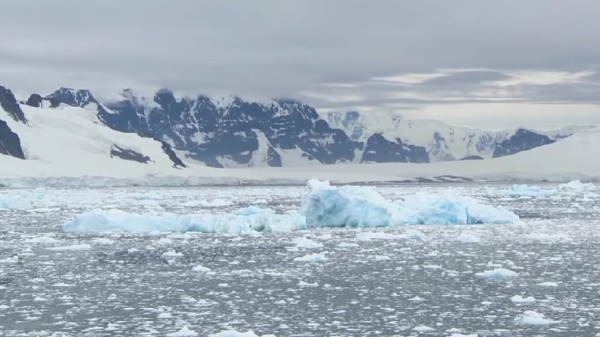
[507,184,553,197]
[63,179,520,233]
[557,180,596,192]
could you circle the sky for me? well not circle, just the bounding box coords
[1,0,600,130]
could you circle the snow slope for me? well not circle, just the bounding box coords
[0,104,599,186]
[0,103,182,178]
[325,110,594,162]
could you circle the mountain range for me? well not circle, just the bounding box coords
[0,85,588,169]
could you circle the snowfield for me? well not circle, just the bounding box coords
[0,182,597,336]
[0,103,599,187]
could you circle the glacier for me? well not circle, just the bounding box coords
[62,180,520,233]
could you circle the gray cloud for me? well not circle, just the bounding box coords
[420,71,512,86]
[1,0,600,124]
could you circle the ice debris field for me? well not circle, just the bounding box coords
[0,180,599,336]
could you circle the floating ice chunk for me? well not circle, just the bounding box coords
[156,238,173,245]
[163,250,183,257]
[511,295,536,303]
[356,231,407,241]
[507,184,553,197]
[450,334,478,337]
[409,296,425,302]
[558,180,596,192]
[294,253,328,262]
[476,268,518,279]
[92,238,114,245]
[235,206,275,216]
[292,237,323,249]
[209,331,261,337]
[47,244,92,251]
[24,236,60,244]
[396,193,520,225]
[192,265,211,272]
[0,196,32,210]
[157,312,172,319]
[18,247,34,256]
[54,283,75,287]
[167,326,198,336]
[538,281,558,287]
[406,230,427,241]
[63,208,306,234]
[413,325,435,332]
[0,256,19,264]
[298,281,318,287]
[338,242,359,248]
[455,233,481,243]
[301,179,395,228]
[514,311,560,325]
[128,193,162,200]
[524,233,570,243]
[183,199,233,207]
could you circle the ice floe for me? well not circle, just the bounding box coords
[475,268,518,279]
[507,184,553,197]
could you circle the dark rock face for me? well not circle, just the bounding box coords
[460,155,484,161]
[493,129,555,158]
[41,86,568,167]
[47,87,96,108]
[361,133,429,163]
[91,89,364,167]
[110,145,152,164]
[25,94,44,108]
[0,86,27,123]
[0,118,25,159]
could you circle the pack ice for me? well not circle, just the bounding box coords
[63,179,520,233]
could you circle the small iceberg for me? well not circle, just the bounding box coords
[476,268,518,280]
[0,196,33,210]
[557,180,596,192]
[514,311,560,325]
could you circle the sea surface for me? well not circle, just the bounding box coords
[0,183,599,336]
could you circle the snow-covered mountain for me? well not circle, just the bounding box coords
[324,111,587,162]
[0,84,587,170]
[0,85,187,178]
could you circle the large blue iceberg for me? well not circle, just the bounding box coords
[63,179,520,233]
[300,179,395,228]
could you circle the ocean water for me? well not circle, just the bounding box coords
[0,183,598,336]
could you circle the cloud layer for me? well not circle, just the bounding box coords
[1,0,599,127]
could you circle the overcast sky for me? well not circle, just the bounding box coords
[1,0,600,129]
